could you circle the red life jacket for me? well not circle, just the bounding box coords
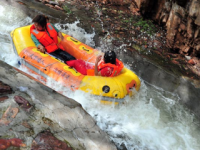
[30,23,59,53]
[98,59,124,77]
[87,59,124,77]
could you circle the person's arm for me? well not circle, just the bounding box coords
[31,34,45,53]
[99,67,113,77]
[51,23,59,33]
[31,33,40,47]
[94,55,102,76]
[51,23,64,40]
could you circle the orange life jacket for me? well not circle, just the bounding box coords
[30,25,35,33]
[31,23,60,53]
[87,59,124,77]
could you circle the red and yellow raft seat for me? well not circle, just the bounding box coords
[10,25,140,104]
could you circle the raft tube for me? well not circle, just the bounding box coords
[10,25,140,104]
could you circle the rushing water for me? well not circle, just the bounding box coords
[1,3,200,150]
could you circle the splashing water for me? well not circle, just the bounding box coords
[0,4,31,66]
[0,3,200,150]
[55,20,96,48]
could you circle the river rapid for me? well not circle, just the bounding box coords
[1,3,200,150]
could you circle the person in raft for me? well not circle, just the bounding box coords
[66,51,124,77]
[30,15,75,62]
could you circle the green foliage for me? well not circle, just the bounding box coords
[123,20,130,23]
[119,10,124,14]
[134,18,156,35]
[121,17,134,23]
[63,5,72,14]
[119,15,123,19]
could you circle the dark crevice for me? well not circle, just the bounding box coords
[175,0,188,8]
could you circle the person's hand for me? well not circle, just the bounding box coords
[94,55,102,76]
[58,32,64,41]
[38,44,45,53]
[95,55,102,65]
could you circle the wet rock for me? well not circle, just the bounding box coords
[168,53,178,58]
[98,0,132,5]
[171,59,179,65]
[187,17,194,39]
[188,59,195,65]
[195,14,200,26]
[153,39,162,48]
[42,117,53,126]
[111,9,117,14]
[156,33,161,37]
[159,1,171,23]
[195,44,200,51]
[185,55,192,60]
[129,3,139,15]
[49,1,59,5]
[9,138,26,148]
[21,121,32,129]
[180,23,186,31]
[134,0,147,10]
[188,57,199,65]
[55,5,63,10]
[166,3,185,48]
[0,139,9,150]
[0,96,8,102]
[16,1,26,5]
[14,95,32,112]
[45,4,54,8]
[31,130,73,150]
[41,0,49,4]
[0,106,19,126]
[115,27,121,31]
[181,45,191,54]
[0,138,26,150]
[189,0,200,17]
[194,28,200,39]
[0,81,12,95]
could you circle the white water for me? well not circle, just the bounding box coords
[1,3,200,150]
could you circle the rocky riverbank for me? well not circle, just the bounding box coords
[0,60,116,149]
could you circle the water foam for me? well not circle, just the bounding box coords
[0,3,31,66]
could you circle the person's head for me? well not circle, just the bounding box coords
[32,15,47,31]
[104,51,116,64]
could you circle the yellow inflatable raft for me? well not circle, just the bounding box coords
[10,25,140,104]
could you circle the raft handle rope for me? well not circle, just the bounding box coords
[21,54,59,70]
[21,51,79,73]
[70,37,79,43]
[82,47,90,52]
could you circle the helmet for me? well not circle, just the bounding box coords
[104,51,116,64]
